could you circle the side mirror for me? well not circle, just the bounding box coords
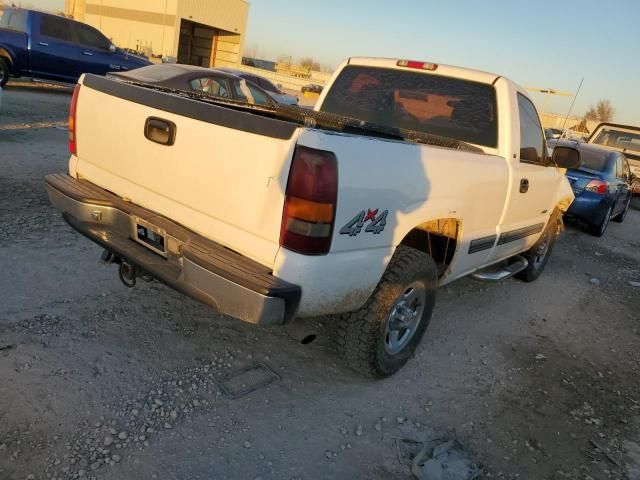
[552,146,581,169]
[109,44,116,54]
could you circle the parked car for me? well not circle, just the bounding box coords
[560,141,633,236]
[46,57,577,377]
[110,64,278,107]
[216,67,299,105]
[302,83,323,94]
[544,127,562,140]
[587,123,640,194]
[0,8,150,87]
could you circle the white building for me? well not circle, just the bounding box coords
[64,0,249,67]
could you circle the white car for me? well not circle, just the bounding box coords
[46,57,576,377]
[215,68,299,105]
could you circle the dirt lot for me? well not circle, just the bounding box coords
[1,83,639,480]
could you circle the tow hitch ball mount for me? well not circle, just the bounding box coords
[100,249,140,288]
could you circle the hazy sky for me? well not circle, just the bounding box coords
[18,0,640,124]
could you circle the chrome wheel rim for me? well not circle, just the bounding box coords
[600,206,612,234]
[383,282,426,355]
[532,232,550,269]
[0,63,6,84]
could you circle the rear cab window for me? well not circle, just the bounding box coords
[320,65,498,148]
[592,128,640,156]
[0,9,27,32]
[39,14,73,42]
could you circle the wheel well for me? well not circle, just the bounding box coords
[399,219,460,277]
[0,50,14,72]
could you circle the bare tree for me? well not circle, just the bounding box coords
[299,57,314,69]
[584,99,615,123]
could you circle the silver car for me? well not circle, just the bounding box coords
[216,68,299,105]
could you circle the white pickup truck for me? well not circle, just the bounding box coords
[46,57,577,377]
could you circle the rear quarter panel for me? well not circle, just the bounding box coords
[0,28,29,75]
[274,129,510,317]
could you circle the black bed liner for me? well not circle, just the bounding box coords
[85,74,482,153]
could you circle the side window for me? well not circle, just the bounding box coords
[624,159,631,180]
[0,9,27,32]
[257,77,277,93]
[76,24,110,50]
[189,77,230,98]
[246,83,272,106]
[517,93,545,164]
[616,156,624,179]
[232,80,249,102]
[40,15,73,42]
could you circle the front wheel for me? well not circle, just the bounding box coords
[588,203,613,237]
[336,246,437,378]
[516,211,561,282]
[0,58,10,88]
[612,195,631,223]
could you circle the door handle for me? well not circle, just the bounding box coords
[82,51,94,56]
[38,42,49,46]
[144,117,176,146]
[519,178,529,193]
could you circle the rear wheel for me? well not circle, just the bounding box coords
[516,212,560,282]
[336,246,437,378]
[0,58,10,88]
[588,204,613,236]
[612,195,631,223]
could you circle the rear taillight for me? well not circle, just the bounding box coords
[585,179,608,195]
[280,146,338,255]
[68,84,81,155]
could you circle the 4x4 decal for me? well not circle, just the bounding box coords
[339,209,388,236]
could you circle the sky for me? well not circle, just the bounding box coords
[16,0,640,125]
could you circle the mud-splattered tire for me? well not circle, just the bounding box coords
[0,58,9,88]
[612,196,631,223]
[336,246,437,378]
[588,203,613,237]
[516,211,561,282]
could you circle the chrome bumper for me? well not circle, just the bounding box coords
[45,174,300,326]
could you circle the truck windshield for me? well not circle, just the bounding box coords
[321,65,498,147]
[591,128,640,155]
[0,9,27,32]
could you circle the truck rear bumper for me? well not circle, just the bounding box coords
[45,174,301,326]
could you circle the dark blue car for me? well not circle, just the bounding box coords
[0,8,150,87]
[559,141,633,236]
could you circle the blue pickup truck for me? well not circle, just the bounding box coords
[0,8,150,87]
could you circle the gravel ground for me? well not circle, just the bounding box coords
[1,83,639,480]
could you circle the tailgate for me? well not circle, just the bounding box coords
[73,75,300,267]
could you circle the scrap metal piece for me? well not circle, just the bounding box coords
[411,439,481,480]
[213,363,280,400]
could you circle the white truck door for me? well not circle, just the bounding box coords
[493,93,562,260]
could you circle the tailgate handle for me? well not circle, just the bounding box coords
[144,117,176,146]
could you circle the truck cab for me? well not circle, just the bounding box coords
[0,8,150,87]
[587,123,640,194]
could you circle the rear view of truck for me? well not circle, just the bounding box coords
[47,57,570,377]
[47,74,328,325]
